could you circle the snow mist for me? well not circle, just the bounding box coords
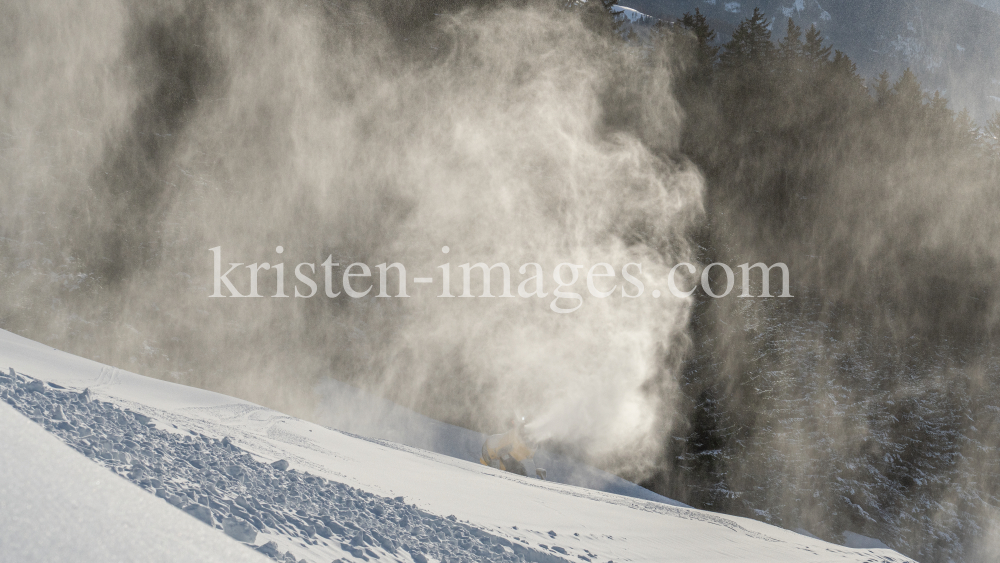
[0,0,702,476]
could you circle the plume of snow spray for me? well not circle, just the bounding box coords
[0,0,702,476]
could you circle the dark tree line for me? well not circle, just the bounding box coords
[610,7,1000,563]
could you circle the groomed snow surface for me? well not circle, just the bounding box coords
[0,328,916,563]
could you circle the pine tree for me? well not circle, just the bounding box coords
[953,108,979,148]
[893,68,923,103]
[891,68,925,112]
[929,91,952,120]
[830,50,857,79]
[778,18,803,61]
[802,24,832,69]
[680,8,720,71]
[872,70,892,104]
[719,8,775,71]
[829,50,864,92]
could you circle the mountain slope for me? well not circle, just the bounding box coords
[0,327,916,562]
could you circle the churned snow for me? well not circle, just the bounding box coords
[0,400,268,563]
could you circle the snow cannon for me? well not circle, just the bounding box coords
[479,418,546,480]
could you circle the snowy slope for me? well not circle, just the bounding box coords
[0,328,916,563]
[314,379,685,507]
[610,5,655,24]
